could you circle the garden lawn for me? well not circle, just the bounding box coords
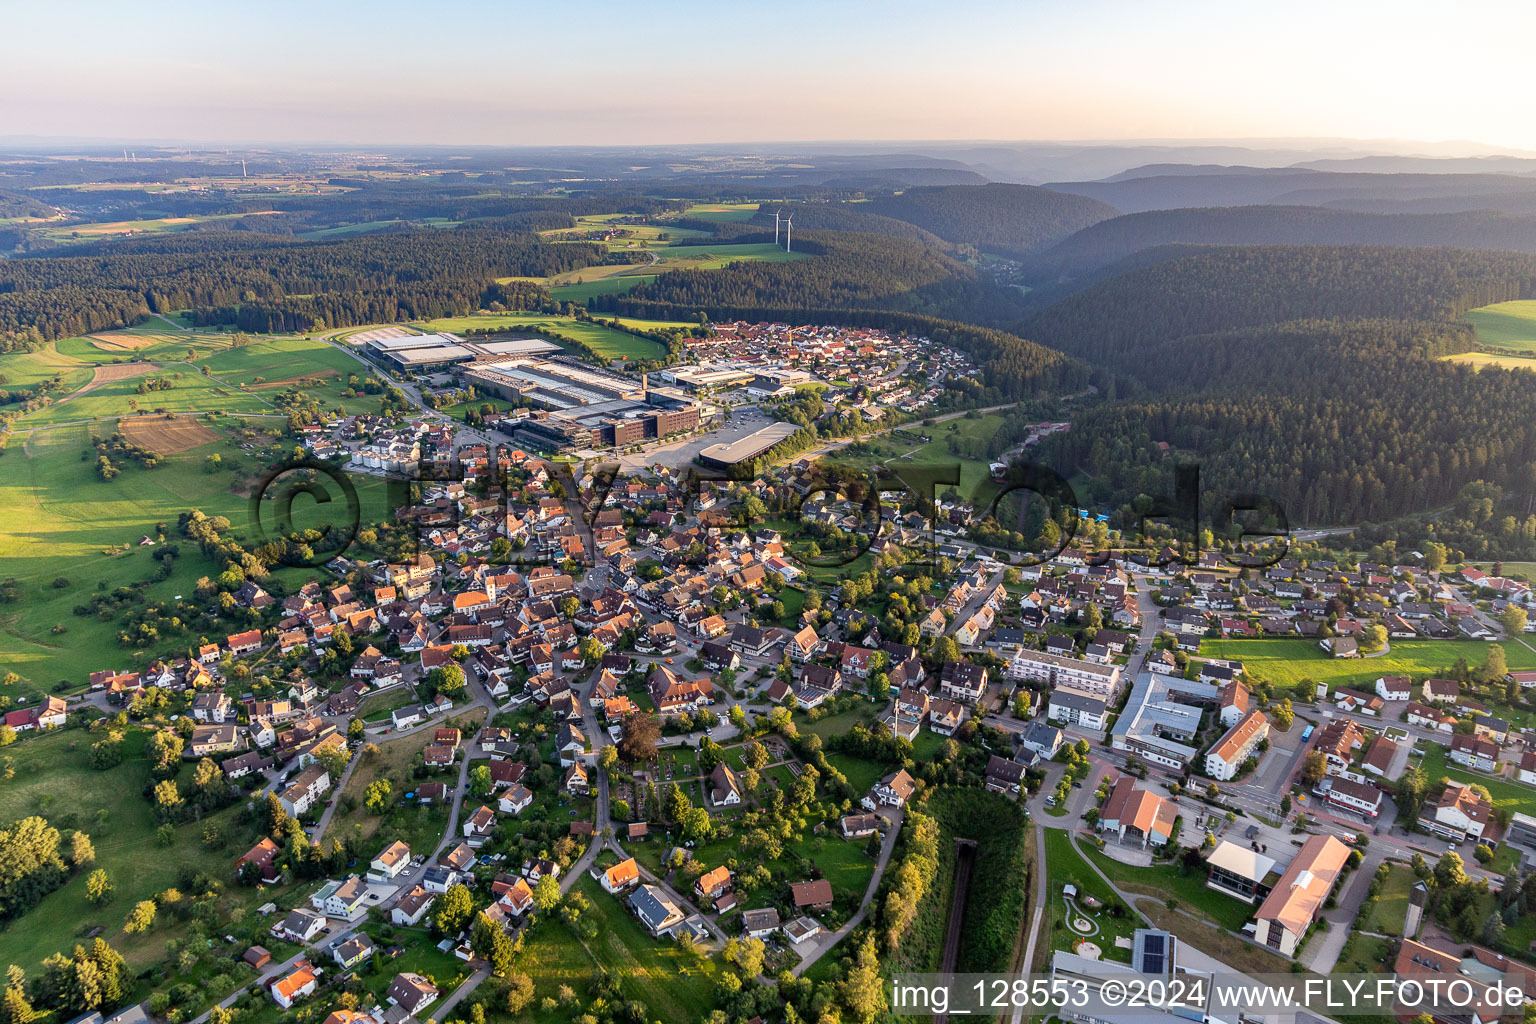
[1418,744,1536,817]
[571,878,721,1020]
[0,727,300,975]
[1042,830,1139,963]
[1083,846,1254,932]
[823,752,887,795]
[1358,861,1416,935]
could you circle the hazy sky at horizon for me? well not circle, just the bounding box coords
[6,0,1535,149]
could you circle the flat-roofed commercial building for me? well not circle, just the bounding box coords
[463,338,562,359]
[662,364,757,393]
[1205,840,1280,903]
[386,344,475,369]
[697,423,801,469]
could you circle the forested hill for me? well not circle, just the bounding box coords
[0,228,610,346]
[1021,245,1536,373]
[1043,169,1536,214]
[596,230,1028,324]
[744,204,951,248]
[860,183,1119,255]
[0,190,52,219]
[1035,206,1536,279]
[1024,244,1536,531]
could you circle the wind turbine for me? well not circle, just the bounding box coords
[774,209,781,246]
[785,213,794,253]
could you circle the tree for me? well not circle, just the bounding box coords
[1423,543,1448,572]
[469,765,493,799]
[153,779,183,821]
[618,713,660,763]
[70,832,95,867]
[435,883,475,935]
[124,900,156,935]
[364,779,392,814]
[532,874,562,913]
[744,741,770,770]
[429,664,466,699]
[681,806,714,843]
[146,731,183,777]
[598,745,619,772]
[1396,766,1428,820]
[1271,697,1294,730]
[504,973,535,1015]
[0,972,33,1024]
[1500,604,1529,637]
[1299,751,1328,786]
[838,935,886,1023]
[1012,689,1032,718]
[1435,851,1468,888]
[1362,624,1388,652]
[724,937,765,978]
[1479,644,1509,686]
[85,869,113,906]
[470,913,516,976]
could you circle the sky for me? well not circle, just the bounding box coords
[5,0,1535,150]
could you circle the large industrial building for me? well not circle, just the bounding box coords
[463,358,704,451]
[361,331,562,371]
[696,423,800,469]
[658,364,757,393]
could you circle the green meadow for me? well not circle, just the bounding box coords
[0,419,392,693]
[415,313,673,361]
[1196,637,1536,693]
[1466,300,1536,352]
[0,728,304,976]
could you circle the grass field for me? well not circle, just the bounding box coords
[1466,300,1536,352]
[1084,845,1253,932]
[500,917,599,1024]
[547,275,659,303]
[825,413,1006,497]
[1444,351,1536,372]
[414,313,670,362]
[1418,744,1536,818]
[1042,830,1139,963]
[679,203,759,222]
[0,728,299,975]
[1196,638,1536,693]
[569,878,721,1020]
[328,721,451,858]
[1358,861,1415,935]
[40,211,283,245]
[4,330,382,429]
[0,419,393,693]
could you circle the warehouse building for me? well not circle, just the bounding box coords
[696,423,801,469]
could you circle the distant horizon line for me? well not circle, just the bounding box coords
[3,133,1535,158]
